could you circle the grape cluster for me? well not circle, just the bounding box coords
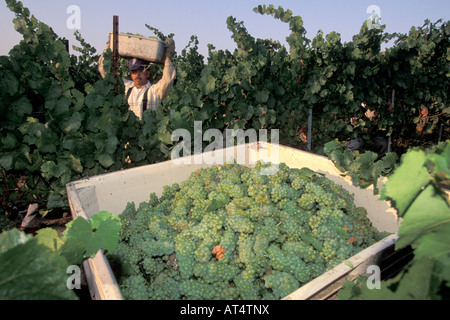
[110,161,387,300]
[120,275,149,300]
[270,182,298,203]
[282,241,318,263]
[263,271,300,299]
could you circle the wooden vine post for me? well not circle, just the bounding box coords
[307,108,313,152]
[113,15,119,92]
[387,89,395,153]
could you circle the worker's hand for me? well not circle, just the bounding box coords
[165,38,175,58]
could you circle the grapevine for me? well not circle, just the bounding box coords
[339,140,450,300]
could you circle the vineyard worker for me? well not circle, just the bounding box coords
[98,38,176,119]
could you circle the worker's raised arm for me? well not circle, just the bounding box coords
[149,38,176,102]
[98,41,110,79]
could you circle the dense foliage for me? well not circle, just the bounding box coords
[339,141,450,300]
[0,211,121,299]
[109,162,386,300]
[323,139,398,193]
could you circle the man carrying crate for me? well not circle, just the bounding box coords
[98,38,176,119]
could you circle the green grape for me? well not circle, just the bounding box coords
[263,271,299,299]
[218,180,244,198]
[290,175,307,191]
[213,280,240,300]
[148,271,181,299]
[237,234,256,265]
[142,256,165,275]
[282,241,318,263]
[200,260,240,283]
[148,192,160,207]
[226,212,254,234]
[194,238,216,263]
[268,162,290,184]
[140,239,175,258]
[174,233,197,279]
[297,192,317,211]
[186,185,208,200]
[179,279,214,299]
[270,182,297,203]
[247,184,271,204]
[208,190,230,204]
[220,229,238,262]
[234,273,260,300]
[120,275,150,300]
[253,233,271,257]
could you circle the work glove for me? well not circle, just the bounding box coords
[165,38,175,58]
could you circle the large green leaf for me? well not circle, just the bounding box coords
[0,153,14,171]
[396,184,450,251]
[58,217,92,265]
[85,218,121,257]
[0,229,77,300]
[0,228,32,253]
[380,150,431,217]
[61,111,83,133]
[255,90,269,103]
[58,213,121,265]
[339,256,436,300]
[35,228,63,252]
[1,132,19,150]
[96,153,114,168]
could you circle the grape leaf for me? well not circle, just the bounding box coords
[255,90,269,103]
[61,111,83,133]
[396,184,450,252]
[0,154,14,171]
[58,217,92,265]
[85,218,121,257]
[96,153,114,168]
[340,256,435,300]
[206,198,228,212]
[35,227,63,252]
[0,228,32,253]
[380,150,431,217]
[89,211,121,230]
[0,229,77,300]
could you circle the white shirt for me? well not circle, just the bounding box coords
[123,58,176,119]
[99,54,176,119]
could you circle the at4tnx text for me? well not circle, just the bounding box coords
[180,304,269,317]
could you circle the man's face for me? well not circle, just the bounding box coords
[131,69,150,88]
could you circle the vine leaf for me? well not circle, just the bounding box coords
[0,230,77,300]
[395,183,450,258]
[380,150,431,217]
[85,214,121,258]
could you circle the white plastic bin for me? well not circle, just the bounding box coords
[66,142,399,300]
[109,33,166,64]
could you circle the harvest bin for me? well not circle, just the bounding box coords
[108,33,167,64]
[66,142,399,300]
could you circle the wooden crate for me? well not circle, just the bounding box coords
[66,142,399,300]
